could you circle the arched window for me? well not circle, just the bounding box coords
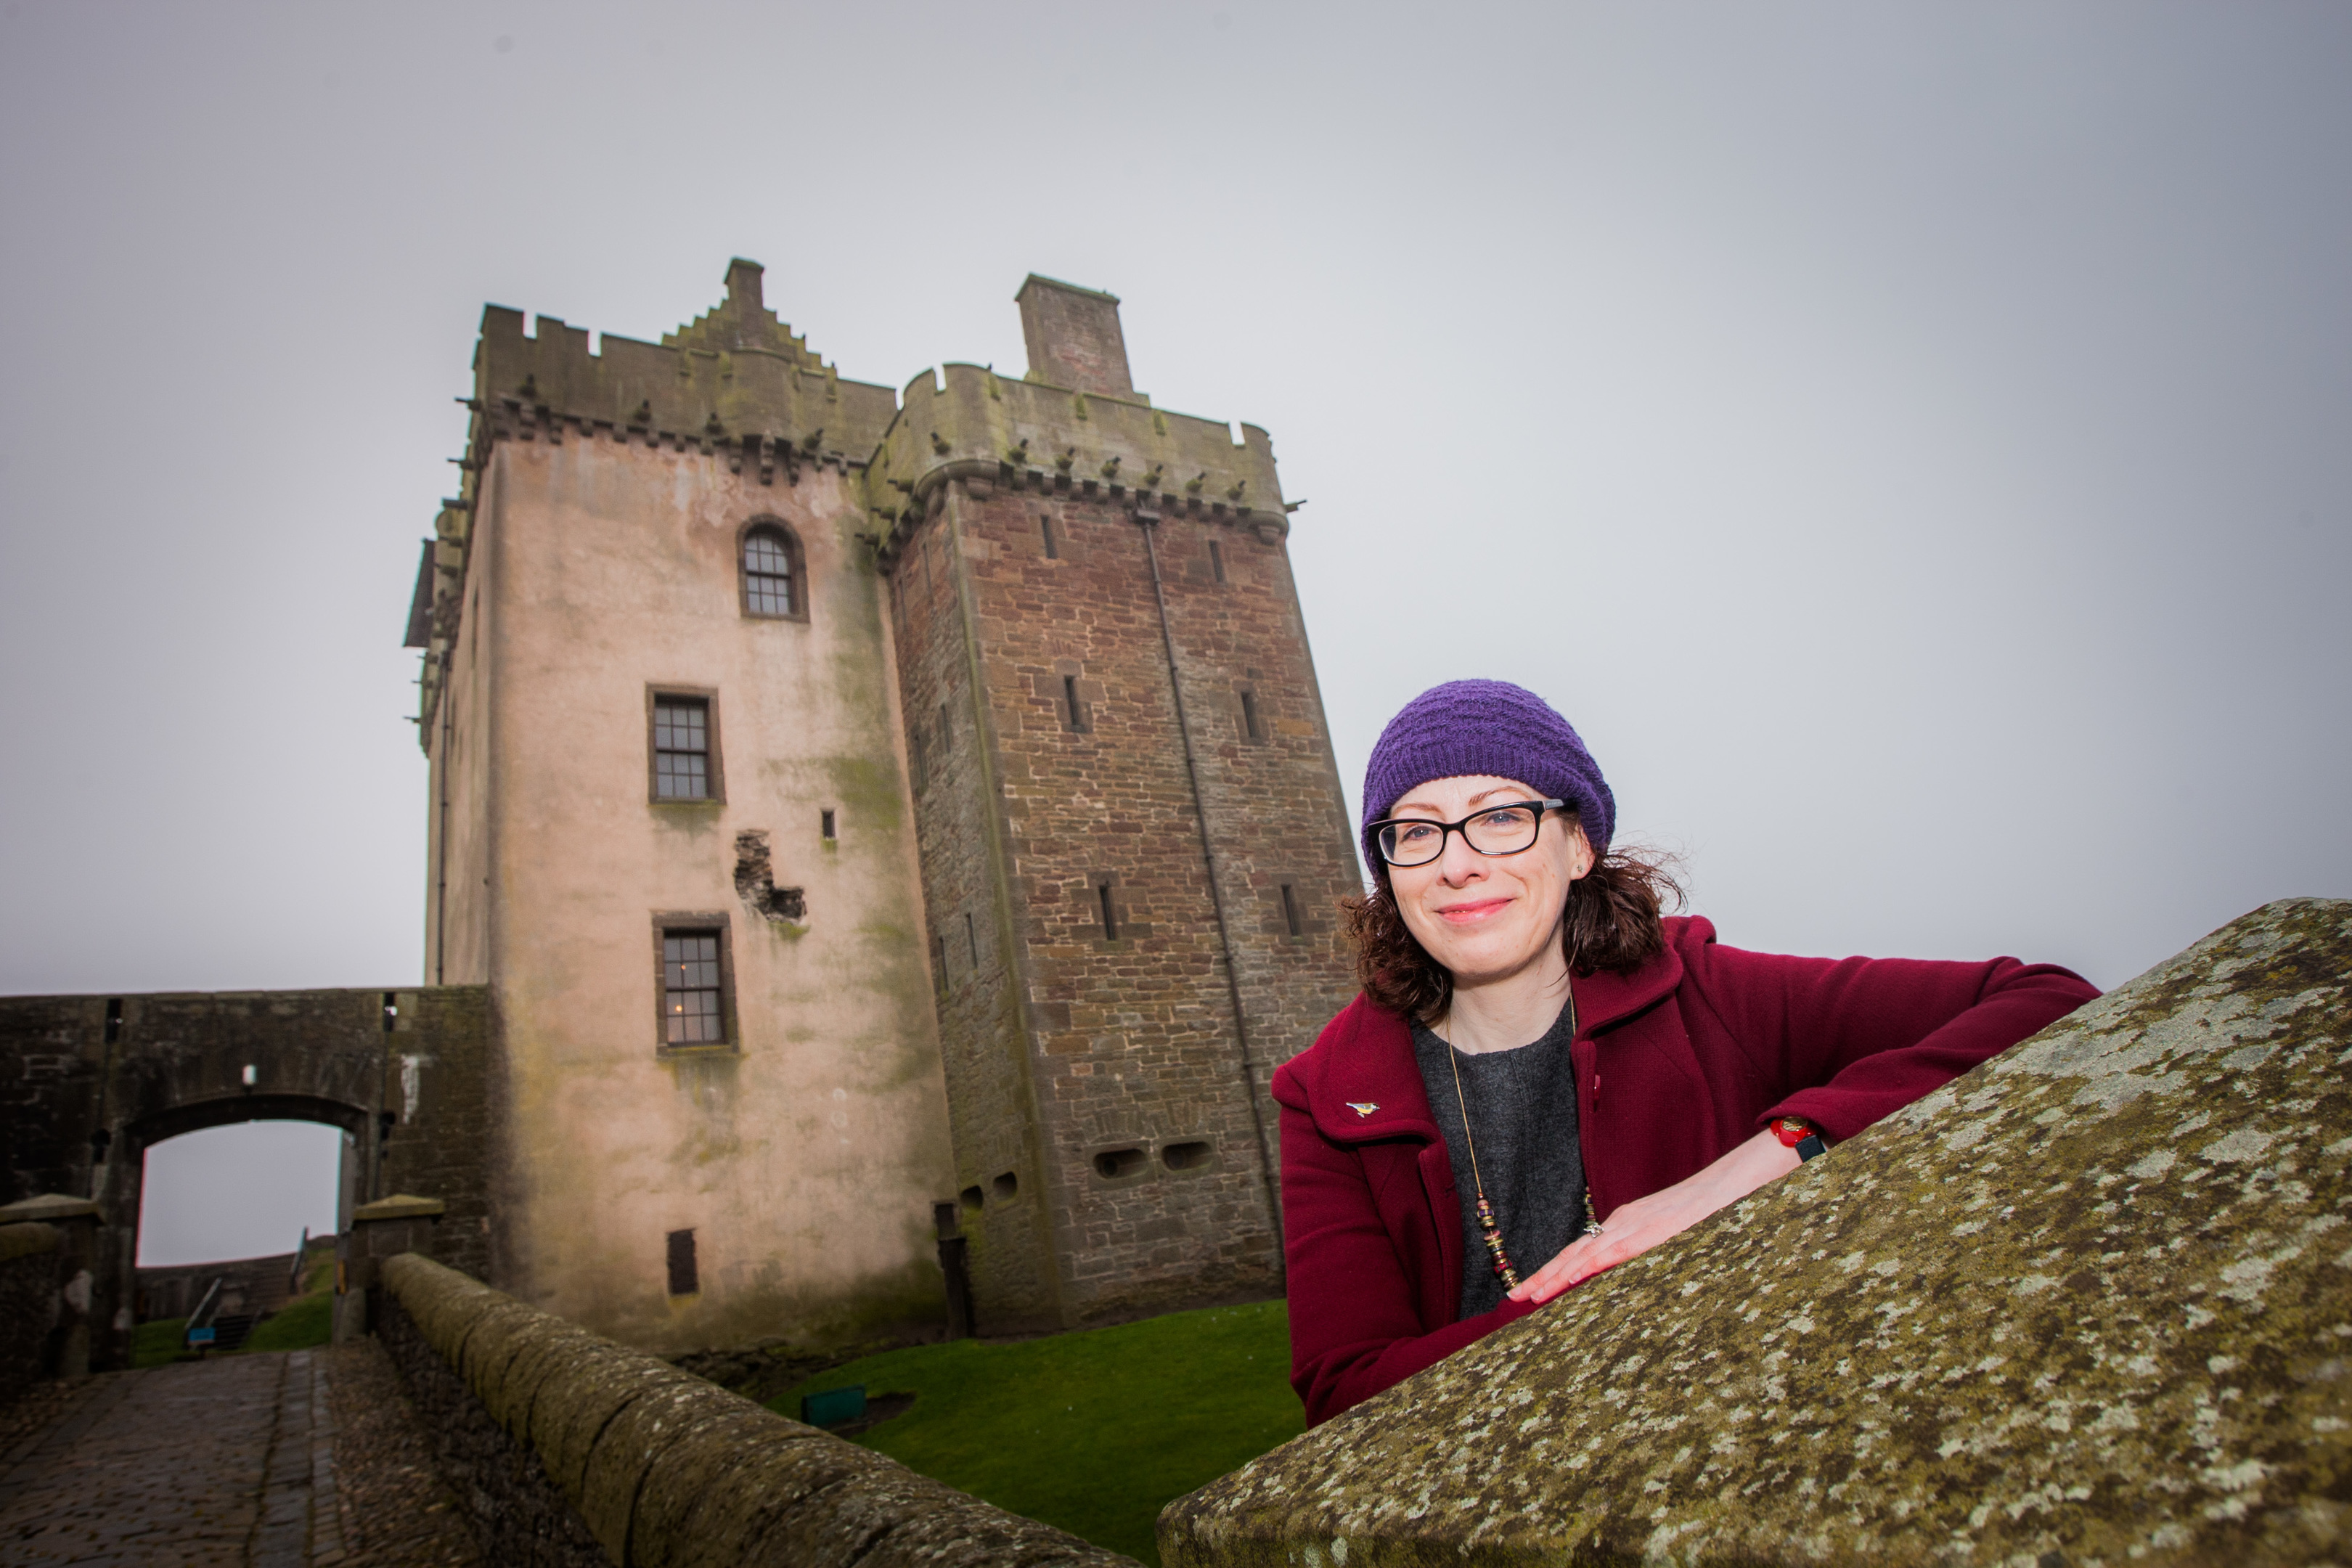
[740,522,804,618]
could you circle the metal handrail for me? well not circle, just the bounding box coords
[184,1275,224,1346]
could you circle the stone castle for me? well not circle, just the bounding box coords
[1,260,1364,1364]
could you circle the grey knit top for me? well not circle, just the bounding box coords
[1410,999,1588,1319]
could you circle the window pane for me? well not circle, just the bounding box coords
[745,531,796,617]
[654,700,708,755]
[746,573,791,616]
[655,754,708,799]
[662,929,724,1045]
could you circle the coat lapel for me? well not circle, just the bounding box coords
[1306,999,1442,1146]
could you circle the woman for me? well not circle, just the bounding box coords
[1276,679,2098,1426]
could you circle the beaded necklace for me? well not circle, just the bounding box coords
[1438,980,1576,1293]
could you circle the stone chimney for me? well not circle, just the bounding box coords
[724,257,764,314]
[1016,275,1134,399]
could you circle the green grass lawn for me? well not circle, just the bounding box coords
[772,1299,1303,1564]
[133,1250,338,1366]
[132,1317,189,1368]
[243,1289,332,1352]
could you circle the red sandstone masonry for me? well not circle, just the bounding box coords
[891,476,1360,1330]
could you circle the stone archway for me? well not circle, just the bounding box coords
[0,985,492,1371]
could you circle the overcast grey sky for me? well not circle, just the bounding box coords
[5,2,2346,1262]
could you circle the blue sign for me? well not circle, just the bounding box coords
[186,1326,216,1345]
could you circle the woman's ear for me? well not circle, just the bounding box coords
[1567,821,1596,881]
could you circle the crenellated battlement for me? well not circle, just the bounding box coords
[859,362,1288,568]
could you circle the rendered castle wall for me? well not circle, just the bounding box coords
[426,269,956,1352]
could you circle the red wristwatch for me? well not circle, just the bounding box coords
[1770,1116,1829,1162]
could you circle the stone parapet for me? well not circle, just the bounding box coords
[1161,897,2352,1567]
[338,1193,449,1343]
[379,1251,1135,1567]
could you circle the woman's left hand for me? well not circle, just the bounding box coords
[1508,1128,1802,1305]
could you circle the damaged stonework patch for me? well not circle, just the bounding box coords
[732,830,807,926]
[1159,898,2352,1568]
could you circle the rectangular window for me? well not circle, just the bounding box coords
[649,690,722,801]
[820,808,837,841]
[657,923,730,1048]
[666,1228,698,1297]
[1209,539,1226,584]
[1063,674,1089,733]
[1097,881,1119,941]
[1240,688,1265,743]
[1041,515,1059,559]
[1281,882,1304,939]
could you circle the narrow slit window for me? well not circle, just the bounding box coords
[653,697,712,799]
[820,808,837,841]
[1240,689,1264,743]
[939,702,952,755]
[1063,674,1088,733]
[662,931,724,1045]
[1041,515,1059,559]
[1209,539,1225,584]
[103,997,123,1044]
[666,1228,699,1296]
[1097,881,1119,941]
[965,910,979,965]
[910,726,929,791]
[1281,883,1303,938]
[936,932,948,987]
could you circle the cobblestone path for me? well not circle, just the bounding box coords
[0,1345,480,1567]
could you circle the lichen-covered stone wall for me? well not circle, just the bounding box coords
[1161,897,2352,1567]
[379,1250,1132,1568]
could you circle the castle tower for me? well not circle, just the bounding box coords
[409,263,1360,1349]
[868,278,1362,1330]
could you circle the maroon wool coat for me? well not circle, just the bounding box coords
[1273,915,2099,1426]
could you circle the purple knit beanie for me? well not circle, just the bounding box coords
[1360,679,1614,875]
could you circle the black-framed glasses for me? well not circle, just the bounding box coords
[1370,799,1564,868]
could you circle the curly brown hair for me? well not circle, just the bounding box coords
[1341,820,1683,1021]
